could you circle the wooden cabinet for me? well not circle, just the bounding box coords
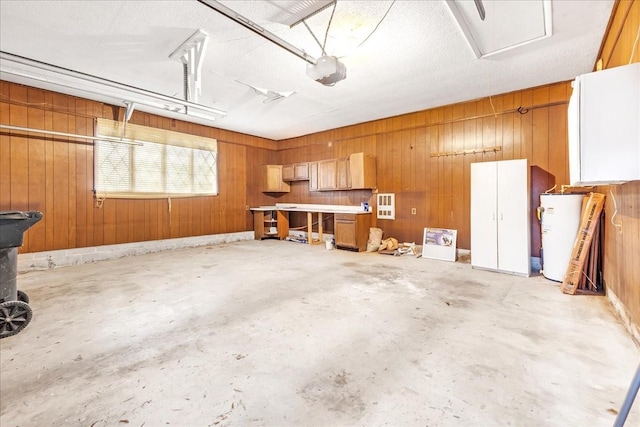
[317,158,350,190]
[252,209,277,240]
[308,153,376,192]
[337,158,350,189]
[282,164,294,181]
[282,162,309,181]
[309,162,318,191]
[252,208,289,240]
[349,152,376,189]
[318,159,337,190]
[334,213,372,252]
[470,159,530,276]
[261,165,290,193]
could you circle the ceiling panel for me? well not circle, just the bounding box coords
[0,0,614,140]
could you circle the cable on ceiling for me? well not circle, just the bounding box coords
[302,0,337,57]
[355,0,396,50]
[322,1,337,54]
[303,20,325,55]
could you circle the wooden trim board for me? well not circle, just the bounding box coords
[561,192,605,294]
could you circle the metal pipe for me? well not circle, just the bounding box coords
[614,363,640,427]
[0,124,142,146]
[0,51,227,117]
[197,0,317,65]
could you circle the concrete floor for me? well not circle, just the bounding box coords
[1,240,638,426]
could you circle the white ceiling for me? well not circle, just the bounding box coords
[0,0,614,140]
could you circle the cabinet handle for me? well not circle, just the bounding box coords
[500,213,504,221]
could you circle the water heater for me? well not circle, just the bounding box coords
[539,194,584,282]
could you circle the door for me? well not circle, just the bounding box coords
[470,162,498,269]
[294,163,309,180]
[282,164,294,181]
[309,162,318,191]
[334,214,357,248]
[496,159,529,275]
[337,158,350,189]
[318,159,337,190]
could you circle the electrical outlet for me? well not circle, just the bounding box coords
[411,208,416,215]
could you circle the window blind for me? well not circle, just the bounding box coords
[94,118,218,199]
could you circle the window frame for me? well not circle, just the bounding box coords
[93,118,219,199]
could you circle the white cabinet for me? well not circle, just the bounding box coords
[568,62,640,185]
[471,159,530,276]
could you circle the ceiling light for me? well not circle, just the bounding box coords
[0,51,227,120]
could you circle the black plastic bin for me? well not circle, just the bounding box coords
[0,211,43,339]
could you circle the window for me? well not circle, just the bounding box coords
[377,193,395,220]
[94,118,218,198]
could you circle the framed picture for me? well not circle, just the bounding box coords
[422,228,457,262]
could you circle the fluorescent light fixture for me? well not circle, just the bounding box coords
[271,0,336,28]
[0,51,227,120]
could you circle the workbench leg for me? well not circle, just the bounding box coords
[307,212,313,244]
[277,210,289,240]
[253,211,264,240]
[318,212,323,243]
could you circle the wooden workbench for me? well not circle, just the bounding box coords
[250,203,371,245]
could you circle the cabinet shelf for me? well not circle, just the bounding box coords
[252,208,289,240]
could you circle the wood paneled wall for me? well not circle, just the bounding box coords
[595,0,640,328]
[0,81,275,253]
[274,83,571,254]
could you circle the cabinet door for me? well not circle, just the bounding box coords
[282,164,295,181]
[496,159,530,275]
[578,63,640,184]
[294,163,309,180]
[335,218,357,248]
[252,211,265,240]
[309,162,318,191]
[261,165,290,192]
[470,162,498,270]
[337,158,350,189]
[318,159,337,190]
[349,152,376,189]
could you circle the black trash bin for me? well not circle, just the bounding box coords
[0,211,43,339]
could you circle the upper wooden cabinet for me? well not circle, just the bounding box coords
[282,162,309,181]
[308,153,376,191]
[337,158,350,189]
[261,165,290,193]
[309,162,319,191]
[349,152,376,189]
[318,159,337,190]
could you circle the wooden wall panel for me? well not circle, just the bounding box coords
[595,0,640,329]
[1,82,273,254]
[274,84,573,254]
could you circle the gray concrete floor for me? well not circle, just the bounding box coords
[1,240,639,427]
